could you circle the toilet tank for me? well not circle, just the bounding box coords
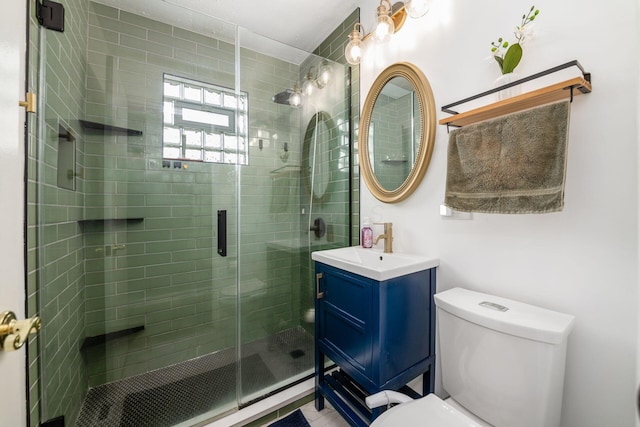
[434,288,575,427]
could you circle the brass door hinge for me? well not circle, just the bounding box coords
[19,92,36,113]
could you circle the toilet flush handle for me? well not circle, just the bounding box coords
[479,301,509,312]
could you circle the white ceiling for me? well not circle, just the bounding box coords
[94,0,360,63]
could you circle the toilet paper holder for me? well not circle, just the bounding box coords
[0,311,41,352]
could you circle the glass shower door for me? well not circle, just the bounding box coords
[29,1,355,425]
[32,2,242,425]
[236,31,351,405]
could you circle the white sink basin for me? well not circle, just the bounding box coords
[311,246,439,281]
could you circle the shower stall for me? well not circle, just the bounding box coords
[26,1,359,425]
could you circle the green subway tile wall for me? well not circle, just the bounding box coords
[81,0,305,386]
[371,93,414,190]
[313,7,360,244]
[28,1,358,425]
[295,8,361,313]
[27,0,90,424]
[312,8,361,246]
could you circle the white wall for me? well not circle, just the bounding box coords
[356,0,639,426]
[0,0,27,425]
[637,1,640,425]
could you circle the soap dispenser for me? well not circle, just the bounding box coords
[361,217,373,248]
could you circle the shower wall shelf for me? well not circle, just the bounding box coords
[81,325,145,351]
[78,218,144,227]
[439,60,592,129]
[270,165,301,176]
[79,119,143,136]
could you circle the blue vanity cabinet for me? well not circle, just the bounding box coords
[314,262,436,426]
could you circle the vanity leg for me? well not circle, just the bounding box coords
[371,405,383,420]
[315,292,325,411]
[423,366,435,395]
[315,348,325,410]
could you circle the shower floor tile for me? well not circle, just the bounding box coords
[76,326,314,427]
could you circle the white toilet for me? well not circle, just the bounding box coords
[368,287,575,427]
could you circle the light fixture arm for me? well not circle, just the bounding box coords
[360,2,409,41]
[390,1,408,33]
[378,0,393,14]
[352,22,365,40]
[344,1,427,64]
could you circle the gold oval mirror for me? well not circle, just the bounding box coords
[359,62,436,203]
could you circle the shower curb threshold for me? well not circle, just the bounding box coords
[202,378,315,427]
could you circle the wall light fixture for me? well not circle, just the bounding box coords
[345,0,430,65]
[302,62,333,97]
[289,82,303,107]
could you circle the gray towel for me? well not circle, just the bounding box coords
[445,101,570,214]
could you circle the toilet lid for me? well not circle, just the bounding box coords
[371,394,484,427]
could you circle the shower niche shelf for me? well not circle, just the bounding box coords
[79,119,143,136]
[78,217,144,227]
[81,325,145,351]
[439,60,592,129]
[381,158,408,164]
[270,164,301,176]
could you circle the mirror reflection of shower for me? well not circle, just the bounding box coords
[272,87,303,107]
[272,81,322,326]
[272,61,332,108]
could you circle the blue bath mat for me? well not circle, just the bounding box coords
[269,409,310,427]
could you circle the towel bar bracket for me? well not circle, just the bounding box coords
[439,60,592,130]
[567,85,575,103]
[445,123,461,134]
[441,60,589,113]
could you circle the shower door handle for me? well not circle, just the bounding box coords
[217,210,227,257]
[316,273,324,299]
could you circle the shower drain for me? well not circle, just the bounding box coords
[289,349,305,359]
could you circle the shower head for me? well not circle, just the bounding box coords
[272,89,302,108]
[272,89,293,105]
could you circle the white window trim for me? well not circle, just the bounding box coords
[163,74,248,164]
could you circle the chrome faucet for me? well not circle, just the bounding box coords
[374,222,393,253]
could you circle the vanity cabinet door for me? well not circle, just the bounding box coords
[315,262,436,393]
[373,270,434,387]
[316,264,374,377]
[315,260,437,425]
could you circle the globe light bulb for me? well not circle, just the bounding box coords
[290,91,302,107]
[345,40,362,65]
[289,84,302,107]
[316,63,331,88]
[345,24,364,65]
[302,72,315,97]
[405,0,430,18]
[374,3,394,44]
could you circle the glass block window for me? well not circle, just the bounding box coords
[162,74,248,164]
